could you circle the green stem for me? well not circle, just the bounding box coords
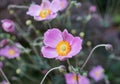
[0,68,11,84]
[81,44,110,70]
[40,66,62,84]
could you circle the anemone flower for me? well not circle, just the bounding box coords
[89,65,105,82]
[41,28,82,61]
[65,73,90,84]
[0,45,20,59]
[51,0,68,11]
[27,0,59,21]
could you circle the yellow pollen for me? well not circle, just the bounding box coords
[39,9,51,18]
[95,71,101,77]
[72,75,80,80]
[56,41,71,56]
[8,49,15,56]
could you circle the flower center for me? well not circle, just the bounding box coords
[95,71,101,77]
[56,41,71,56]
[8,49,15,56]
[72,75,80,81]
[39,9,51,18]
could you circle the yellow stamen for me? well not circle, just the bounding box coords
[95,71,101,77]
[8,49,15,56]
[56,41,71,56]
[39,9,51,18]
[72,75,80,80]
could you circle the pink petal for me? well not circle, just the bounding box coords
[46,13,57,20]
[50,0,61,12]
[62,29,74,44]
[55,56,68,61]
[68,37,82,56]
[34,16,46,21]
[65,73,78,84]
[41,46,58,58]
[41,0,51,9]
[27,4,41,16]
[43,28,63,48]
[59,0,68,11]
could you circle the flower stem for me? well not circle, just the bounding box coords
[8,5,28,9]
[104,75,110,84]
[0,68,10,84]
[67,59,71,66]
[67,59,76,72]
[80,44,110,71]
[40,66,62,84]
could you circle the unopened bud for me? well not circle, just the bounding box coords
[105,44,113,51]
[26,20,32,26]
[11,36,16,40]
[71,29,76,34]
[16,57,21,60]
[0,39,9,47]
[59,65,66,73]
[79,32,85,38]
[0,57,5,61]
[83,72,87,76]
[75,2,82,8]
[16,68,21,74]
[87,41,92,46]
[9,10,14,14]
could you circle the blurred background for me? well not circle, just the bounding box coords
[0,0,120,84]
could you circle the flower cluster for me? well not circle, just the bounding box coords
[27,0,68,21]
[0,0,111,83]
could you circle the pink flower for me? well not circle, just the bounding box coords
[27,0,60,21]
[41,28,82,61]
[65,73,90,84]
[0,44,20,59]
[51,0,68,11]
[89,5,96,12]
[1,19,15,33]
[89,65,105,82]
[0,39,9,48]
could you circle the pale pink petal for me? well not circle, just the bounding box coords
[59,0,68,11]
[46,13,57,20]
[55,56,68,61]
[27,4,41,16]
[68,37,82,57]
[65,73,78,84]
[79,76,90,84]
[50,0,61,12]
[43,28,63,48]
[41,0,51,8]
[34,16,46,21]
[41,46,58,58]
[62,29,74,44]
